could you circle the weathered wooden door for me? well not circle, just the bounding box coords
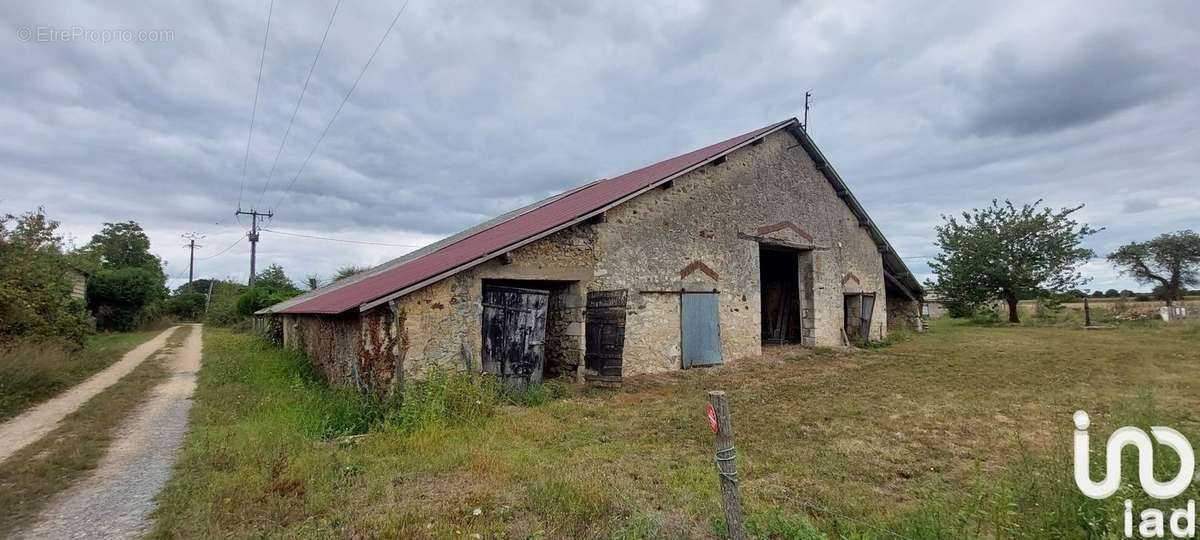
[482,285,548,388]
[858,294,875,342]
[681,292,722,368]
[585,290,627,377]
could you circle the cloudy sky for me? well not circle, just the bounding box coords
[2,0,1197,292]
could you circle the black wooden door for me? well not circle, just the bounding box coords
[585,290,626,377]
[482,285,548,388]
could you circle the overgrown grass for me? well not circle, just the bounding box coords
[0,326,188,533]
[155,321,1200,538]
[0,330,160,421]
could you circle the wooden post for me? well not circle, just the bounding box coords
[708,391,746,540]
[1083,296,1093,327]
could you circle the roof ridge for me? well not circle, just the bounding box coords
[275,119,799,314]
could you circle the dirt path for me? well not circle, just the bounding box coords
[0,326,181,464]
[15,324,203,540]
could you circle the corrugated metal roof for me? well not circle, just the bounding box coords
[277,120,792,314]
[274,118,922,315]
[256,179,603,316]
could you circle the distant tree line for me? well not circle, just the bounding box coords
[926,198,1199,323]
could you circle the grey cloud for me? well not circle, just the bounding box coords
[958,32,1183,137]
[1122,198,1160,214]
[0,0,1197,291]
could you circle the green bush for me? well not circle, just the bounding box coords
[235,287,270,316]
[86,267,165,331]
[968,307,1000,324]
[0,209,94,346]
[202,281,246,327]
[165,292,206,321]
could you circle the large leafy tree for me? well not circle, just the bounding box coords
[81,221,163,272]
[1107,230,1200,306]
[253,264,299,295]
[80,221,167,330]
[927,200,1099,323]
[0,208,92,344]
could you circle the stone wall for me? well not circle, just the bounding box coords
[588,129,887,373]
[285,127,892,386]
[282,312,364,388]
[886,292,921,332]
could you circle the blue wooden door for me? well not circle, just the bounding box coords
[681,292,722,367]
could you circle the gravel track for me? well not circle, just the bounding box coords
[0,327,181,464]
[14,324,203,540]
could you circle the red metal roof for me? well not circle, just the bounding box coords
[279,119,795,314]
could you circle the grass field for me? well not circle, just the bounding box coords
[0,330,162,422]
[153,320,1200,538]
[0,326,188,533]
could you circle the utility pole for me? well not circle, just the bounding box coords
[181,232,204,286]
[235,208,273,286]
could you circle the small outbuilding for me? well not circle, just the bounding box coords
[262,118,923,393]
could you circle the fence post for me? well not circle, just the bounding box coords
[708,391,746,539]
[1083,296,1093,327]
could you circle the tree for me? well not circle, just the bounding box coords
[1107,230,1200,306]
[86,267,164,331]
[334,265,370,281]
[304,275,321,291]
[81,221,162,272]
[1104,289,1120,298]
[235,264,301,317]
[0,208,92,345]
[927,200,1099,323]
[254,264,299,296]
[79,221,167,329]
[165,292,206,321]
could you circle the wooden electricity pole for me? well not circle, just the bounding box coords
[235,208,272,286]
[707,391,746,539]
[181,232,204,286]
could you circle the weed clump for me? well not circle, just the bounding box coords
[384,368,502,433]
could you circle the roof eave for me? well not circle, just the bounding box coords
[784,124,924,298]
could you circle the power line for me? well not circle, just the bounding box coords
[272,0,413,213]
[237,0,276,211]
[253,0,343,209]
[261,227,423,247]
[195,236,245,260]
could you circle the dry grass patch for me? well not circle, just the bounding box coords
[0,325,188,533]
[0,329,162,421]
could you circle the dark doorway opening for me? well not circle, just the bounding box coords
[481,280,578,387]
[760,247,803,344]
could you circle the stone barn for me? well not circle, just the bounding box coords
[263,118,923,393]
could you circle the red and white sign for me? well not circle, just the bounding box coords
[706,403,719,433]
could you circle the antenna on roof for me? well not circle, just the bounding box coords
[803,90,812,131]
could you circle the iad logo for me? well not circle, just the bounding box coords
[1073,411,1197,538]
